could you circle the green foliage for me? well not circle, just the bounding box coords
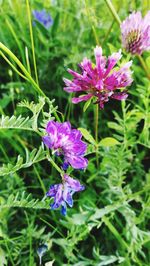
[0,145,46,176]
[0,0,150,265]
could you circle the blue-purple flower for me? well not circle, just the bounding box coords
[32,9,53,29]
[42,121,88,170]
[46,174,85,215]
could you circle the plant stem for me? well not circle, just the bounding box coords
[137,54,150,79]
[95,104,99,166]
[0,51,28,80]
[26,0,39,85]
[0,42,45,96]
[0,42,60,121]
[105,0,121,25]
[95,104,99,143]
[47,153,64,175]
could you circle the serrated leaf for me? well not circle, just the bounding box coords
[0,145,47,176]
[0,192,49,210]
[99,137,120,147]
[78,128,96,145]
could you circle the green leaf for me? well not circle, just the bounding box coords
[0,248,7,266]
[146,56,150,70]
[0,191,49,210]
[99,137,120,147]
[0,145,47,176]
[83,97,92,112]
[78,128,96,145]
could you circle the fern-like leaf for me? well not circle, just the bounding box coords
[0,191,50,209]
[0,115,32,130]
[0,145,47,176]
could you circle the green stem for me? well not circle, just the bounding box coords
[0,51,28,80]
[25,46,31,74]
[95,104,99,143]
[5,18,26,66]
[137,54,150,79]
[0,42,45,96]
[26,0,39,85]
[105,0,121,25]
[0,42,60,121]
[47,153,64,175]
[33,165,47,194]
[95,104,99,166]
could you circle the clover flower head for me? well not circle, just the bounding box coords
[32,9,53,29]
[121,11,150,54]
[63,46,133,109]
[42,121,88,170]
[46,174,85,215]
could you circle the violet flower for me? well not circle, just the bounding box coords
[121,11,150,54]
[46,174,85,215]
[42,121,88,170]
[32,9,53,29]
[63,46,133,109]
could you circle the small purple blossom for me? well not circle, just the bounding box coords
[63,46,133,109]
[32,9,53,29]
[42,121,88,170]
[121,11,150,54]
[46,174,85,215]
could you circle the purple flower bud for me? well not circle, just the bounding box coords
[32,9,53,29]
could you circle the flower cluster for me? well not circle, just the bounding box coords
[32,9,53,29]
[46,174,85,215]
[42,121,88,170]
[63,46,133,109]
[121,11,150,55]
[42,121,87,215]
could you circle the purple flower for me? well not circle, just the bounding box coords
[32,9,53,29]
[42,121,88,170]
[121,11,150,54]
[46,174,85,215]
[63,46,133,109]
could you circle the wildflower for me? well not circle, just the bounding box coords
[121,11,150,54]
[63,46,133,109]
[37,244,48,265]
[32,9,53,29]
[46,174,85,215]
[42,121,88,170]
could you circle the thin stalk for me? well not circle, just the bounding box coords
[137,54,150,79]
[85,0,99,45]
[104,0,121,25]
[5,18,26,65]
[95,104,99,143]
[0,42,60,121]
[26,0,39,86]
[47,153,64,175]
[0,42,45,96]
[102,216,128,249]
[0,51,28,80]
[25,46,31,74]
[33,165,47,194]
[95,104,99,166]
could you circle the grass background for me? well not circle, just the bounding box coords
[0,0,150,265]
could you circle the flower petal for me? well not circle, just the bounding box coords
[72,94,93,104]
[67,155,88,169]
